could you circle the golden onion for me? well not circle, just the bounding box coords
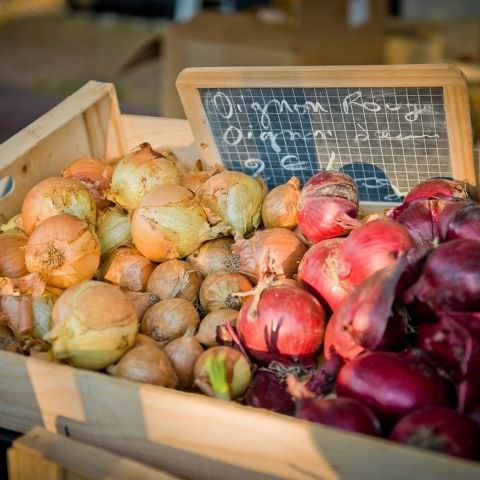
[261,177,300,229]
[96,206,132,257]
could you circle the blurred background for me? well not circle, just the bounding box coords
[1,0,480,143]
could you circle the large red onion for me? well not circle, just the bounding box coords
[337,218,414,289]
[390,407,479,460]
[297,397,381,437]
[404,239,480,312]
[439,201,480,242]
[336,351,450,422]
[404,178,469,204]
[237,286,326,366]
[297,238,349,311]
[297,171,359,244]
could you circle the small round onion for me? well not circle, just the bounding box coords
[131,185,218,262]
[141,298,200,346]
[0,234,28,278]
[21,176,96,234]
[107,345,178,388]
[199,273,253,312]
[47,281,137,370]
[187,238,234,275]
[63,156,113,210]
[194,346,251,400]
[100,247,154,292]
[108,143,182,211]
[96,206,132,257]
[261,177,300,229]
[164,336,204,389]
[25,214,100,288]
[196,309,238,347]
[146,259,203,303]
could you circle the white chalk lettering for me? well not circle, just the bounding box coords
[280,155,308,171]
[342,91,382,114]
[404,104,434,122]
[223,125,243,146]
[243,158,266,179]
[213,92,233,119]
[354,123,370,142]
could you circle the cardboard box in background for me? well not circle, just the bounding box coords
[162,0,386,118]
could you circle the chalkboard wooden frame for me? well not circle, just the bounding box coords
[176,64,475,205]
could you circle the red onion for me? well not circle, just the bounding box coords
[304,348,344,396]
[297,171,360,244]
[404,239,480,312]
[297,238,349,311]
[404,179,468,204]
[337,218,414,289]
[439,201,480,242]
[245,370,294,414]
[336,351,450,422]
[237,286,326,366]
[297,397,381,437]
[390,407,479,460]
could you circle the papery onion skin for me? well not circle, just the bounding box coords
[199,273,253,312]
[21,176,96,235]
[390,407,479,460]
[196,309,238,347]
[164,336,204,389]
[439,201,480,242]
[48,280,137,370]
[1,214,24,234]
[63,156,113,210]
[0,234,28,278]
[337,218,414,289]
[199,171,264,238]
[297,171,359,244]
[187,238,234,276]
[231,228,306,281]
[108,143,182,211]
[237,286,326,366]
[404,178,468,204]
[25,214,101,289]
[146,259,203,303]
[131,185,218,262]
[261,177,300,229]
[32,289,58,340]
[108,345,178,388]
[296,397,381,437]
[101,247,154,292]
[96,206,132,257]
[124,291,159,321]
[141,298,200,346]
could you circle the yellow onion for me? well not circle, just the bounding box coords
[123,291,159,321]
[181,170,213,195]
[107,344,178,387]
[199,273,253,312]
[1,214,24,234]
[231,228,306,281]
[199,171,264,238]
[0,234,28,278]
[63,156,113,209]
[96,206,132,257]
[194,346,251,400]
[164,336,204,388]
[141,298,200,346]
[25,214,100,288]
[187,238,234,275]
[32,288,58,339]
[134,333,158,348]
[47,281,137,370]
[146,259,202,303]
[262,177,300,229]
[21,177,96,235]
[131,185,226,262]
[100,247,154,292]
[108,143,182,211]
[196,309,238,347]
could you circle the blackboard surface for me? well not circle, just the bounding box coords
[200,86,450,203]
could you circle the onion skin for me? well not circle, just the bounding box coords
[25,214,101,289]
[1,214,24,235]
[237,286,326,366]
[439,201,480,242]
[187,238,234,276]
[124,291,159,321]
[337,218,414,289]
[196,309,238,347]
[261,177,300,229]
[404,178,468,204]
[336,351,450,423]
[96,206,132,257]
[146,259,203,303]
[297,238,349,311]
[390,407,479,460]
[199,273,253,312]
[48,281,137,370]
[21,176,96,235]
[181,170,212,195]
[297,171,359,244]
[164,336,204,389]
[0,234,28,278]
[297,397,381,437]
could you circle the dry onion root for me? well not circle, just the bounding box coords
[186,238,234,276]
[25,214,101,289]
[0,233,28,278]
[261,177,300,229]
[141,298,200,346]
[199,273,253,312]
[96,206,132,257]
[146,259,203,303]
[196,309,238,347]
[164,336,204,389]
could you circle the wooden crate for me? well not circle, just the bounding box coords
[0,81,479,480]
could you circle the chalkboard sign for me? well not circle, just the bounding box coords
[177,66,475,204]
